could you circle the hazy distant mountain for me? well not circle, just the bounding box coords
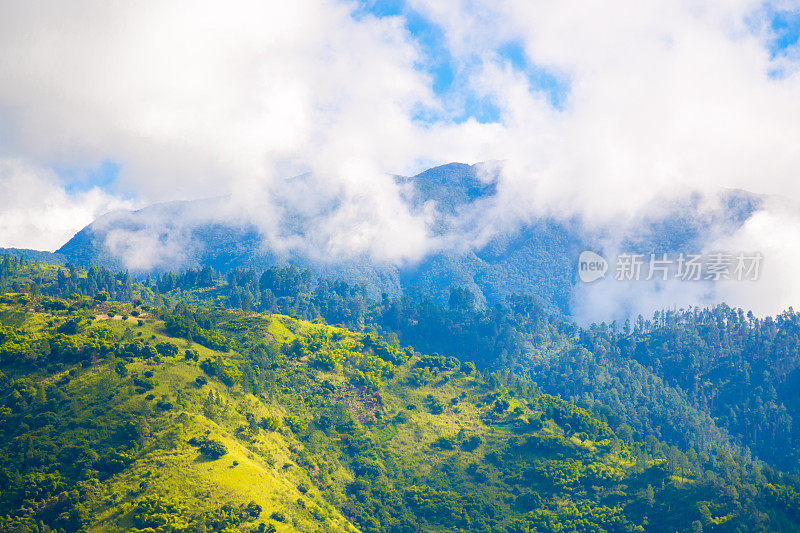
[49,163,762,314]
[0,247,66,264]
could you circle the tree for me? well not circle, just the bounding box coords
[94,291,109,303]
[57,318,80,335]
[199,439,228,459]
[156,342,179,357]
[449,287,476,313]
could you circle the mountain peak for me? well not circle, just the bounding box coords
[399,162,498,214]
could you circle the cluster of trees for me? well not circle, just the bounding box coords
[149,265,368,327]
[571,305,800,473]
[0,340,149,529]
[0,254,134,302]
[163,303,233,352]
[131,495,261,531]
[150,266,218,293]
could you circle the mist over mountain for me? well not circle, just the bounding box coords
[41,162,764,318]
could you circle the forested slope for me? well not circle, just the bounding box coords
[2,293,800,531]
[3,256,800,531]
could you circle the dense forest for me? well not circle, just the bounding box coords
[2,255,800,531]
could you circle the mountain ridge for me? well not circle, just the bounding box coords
[7,163,766,316]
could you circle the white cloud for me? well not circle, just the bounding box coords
[1,0,800,315]
[0,159,133,251]
[0,0,485,259]
[408,0,800,222]
[713,198,800,316]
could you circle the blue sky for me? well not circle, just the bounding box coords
[355,0,569,122]
[769,6,800,54]
[60,161,121,194]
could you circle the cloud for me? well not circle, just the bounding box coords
[1,1,800,316]
[0,0,487,260]
[412,0,800,318]
[712,197,800,316]
[0,159,133,251]
[409,0,800,222]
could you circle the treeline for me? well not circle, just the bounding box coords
[0,255,133,302]
[150,266,217,293]
[148,265,567,368]
[573,305,800,473]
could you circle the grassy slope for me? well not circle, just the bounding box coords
[0,303,356,532]
[1,297,799,532]
[83,315,356,532]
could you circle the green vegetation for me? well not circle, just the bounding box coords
[134,265,800,479]
[2,255,800,532]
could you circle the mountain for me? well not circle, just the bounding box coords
[51,163,762,315]
[0,247,66,264]
[2,289,800,532]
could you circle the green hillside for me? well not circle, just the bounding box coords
[1,288,800,532]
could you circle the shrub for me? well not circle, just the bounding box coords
[461,435,482,451]
[155,342,179,357]
[494,399,510,413]
[41,298,68,311]
[245,501,262,518]
[200,356,242,387]
[407,367,434,387]
[142,345,158,359]
[131,376,152,392]
[199,439,228,459]
[311,350,342,372]
[425,394,444,415]
[432,436,455,449]
[57,318,80,335]
[284,416,307,433]
[94,291,109,302]
[260,416,281,431]
[115,361,128,377]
